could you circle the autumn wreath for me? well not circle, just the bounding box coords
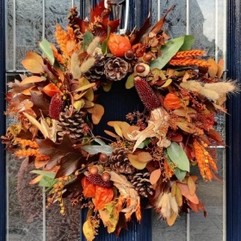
[2,2,237,240]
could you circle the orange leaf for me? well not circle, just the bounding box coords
[150,169,161,185]
[21,52,45,73]
[29,175,43,185]
[20,76,46,85]
[93,186,114,210]
[137,151,153,163]
[88,104,104,125]
[207,58,218,78]
[187,176,196,196]
[177,183,199,204]
[42,83,61,97]
[81,177,96,198]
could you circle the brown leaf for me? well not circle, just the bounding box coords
[150,169,161,185]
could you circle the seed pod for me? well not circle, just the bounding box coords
[134,78,161,111]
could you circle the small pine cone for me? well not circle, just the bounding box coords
[109,148,136,174]
[104,57,130,81]
[86,173,113,188]
[57,108,90,142]
[129,170,154,198]
[134,78,161,111]
[84,56,107,82]
[68,7,83,41]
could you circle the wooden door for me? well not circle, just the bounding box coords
[1,0,241,241]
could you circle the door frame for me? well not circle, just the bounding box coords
[0,0,241,240]
[226,1,241,240]
[0,0,6,239]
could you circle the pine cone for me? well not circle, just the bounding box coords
[68,7,83,41]
[129,170,154,198]
[104,57,130,81]
[109,148,136,174]
[84,56,107,82]
[57,108,90,142]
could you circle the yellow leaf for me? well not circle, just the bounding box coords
[150,169,161,185]
[187,176,196,196]
[83,219,96,241]
[21,52,45,73]
[73,99,85,111]
[20,76,46,85]
[175,185,183,207]
[128,153,146,170]
[167,212,178,226]
[74,83,96,92]
[107,121,123,138]
[160,78,172,88]
[85,88,94,101]
[88,104,104,124]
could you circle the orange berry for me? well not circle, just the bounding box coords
[108,34,132,57]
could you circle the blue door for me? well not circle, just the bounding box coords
[0,0,241,240]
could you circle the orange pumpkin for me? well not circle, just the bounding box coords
[163,93,182,110]
[108,34,132,57]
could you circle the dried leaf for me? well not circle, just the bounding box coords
[83,219,96,241]
[21,52,45,73]
[150,169,161,185]
[74,83,96,92]
[137,151,153,163]
[177,183,199,204]
[20,76,46,85]
[127,153,147,170]
[88,104,104,124]
[207,58,218,78]
[187,176,196,196]
[166,212,178,226]
[160,78,172,88]
[42,83,61,97]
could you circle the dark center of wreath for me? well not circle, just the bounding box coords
[93,80,144,138]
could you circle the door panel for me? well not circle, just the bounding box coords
[5,0,226,241]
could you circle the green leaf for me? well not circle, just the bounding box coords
[174,168,187,181]
[150,36,185,69]
[167,142,190,172]
[39,176,56,188]
[31,170,56,179]
[39,39,54,65]
[83,32,94,51]
[101,27,111,55]
[179,35,195,51]
[82,145,113,155]
[125,73,134,89]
